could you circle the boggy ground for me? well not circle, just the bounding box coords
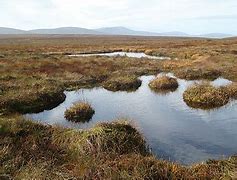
[1,35,237,178]
[1,35,237,114]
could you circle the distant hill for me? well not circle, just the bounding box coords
[95,27,190,37]
[0,26,234,38]
[95,26,158,36]
[159,31,189,36]
[0,27,26,34]
[28,27,100,35]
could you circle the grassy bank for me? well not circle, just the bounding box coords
[0,116,236,179]
[0,76,66,114]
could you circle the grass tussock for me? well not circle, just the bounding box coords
[64,102,95,122]
[1,116,236,179]
[183,82,230,109]
[52,120,147,156]
[149,75,178,93]
[103,75,142,92]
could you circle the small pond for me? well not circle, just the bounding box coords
[26,74,237,165]
[68,52,170,60]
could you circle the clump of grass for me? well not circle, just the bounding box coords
[53,120,147,156]
[64,102,95,122]
[183,82,230,109]
[149,75,178,93]
[88,120,147,155]
[103,75,142,92]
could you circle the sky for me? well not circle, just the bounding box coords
[1,0,237,35]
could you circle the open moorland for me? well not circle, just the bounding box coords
[1,35,237,179]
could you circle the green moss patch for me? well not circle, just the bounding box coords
[103,75,142,92]
[64,102,95,122]
[183,82,230,109]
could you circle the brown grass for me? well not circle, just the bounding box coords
[64,102,95,122]
[103,75,142,92]
[0,77,66,114]
[149,75,178,93]
[1,116,236,179]
[183,82,230,109]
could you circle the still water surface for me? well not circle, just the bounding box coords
[68,52,170,60]
[27,74,237,165]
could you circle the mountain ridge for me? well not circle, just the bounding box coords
[0,26,234,38]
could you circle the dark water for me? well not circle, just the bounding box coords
[68,52,170,60]
[26,74,237,165]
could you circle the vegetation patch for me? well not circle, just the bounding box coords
[149,75,179,93]
[0,78,66,114]
[183,82,230,109]
[64,102,95,122]
[1,116,236,179]
[224,83,237,99]
[175,68,221,81]
[103,75,142,92]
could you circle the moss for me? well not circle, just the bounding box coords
[149,75,178,93]
[103,75,142,92]
[64,102,95,122]
[183,82,230,109]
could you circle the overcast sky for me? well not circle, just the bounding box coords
[1,0,237,34]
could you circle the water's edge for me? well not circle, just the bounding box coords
[26,74,237,165]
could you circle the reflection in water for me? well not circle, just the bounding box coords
[68,52,170,60]
[26,75,237,165]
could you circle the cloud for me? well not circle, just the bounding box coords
[0,0,237,34]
